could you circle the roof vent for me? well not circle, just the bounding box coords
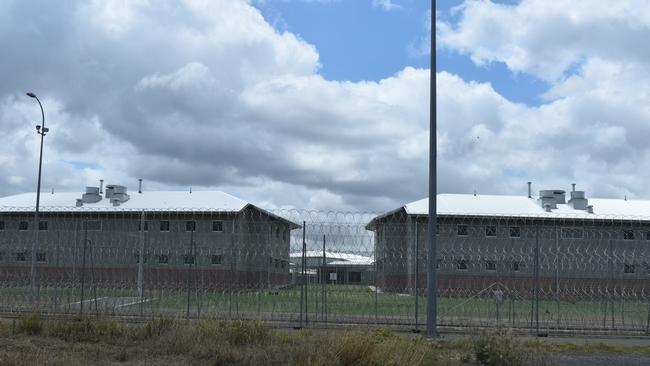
[587,205,594,214]
[81,186,102,204]
[106,184,130,206]
[76,199,83,207]
[568,190,588,210]
[543,203,552,212]
[537,190,557,209]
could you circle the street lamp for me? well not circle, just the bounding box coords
[26,92,47,306]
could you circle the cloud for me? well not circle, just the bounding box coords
[3,0,650,215]
[372,0,401,12]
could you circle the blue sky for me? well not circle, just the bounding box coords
[255,0,547,106]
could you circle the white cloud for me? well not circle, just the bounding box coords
[372,0,401,12]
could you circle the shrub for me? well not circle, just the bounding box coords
[220,320,270,346]
[472,329,524,366]
[47,317,124,342]
[17,313,43,335]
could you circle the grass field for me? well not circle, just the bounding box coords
[2,284,649,332]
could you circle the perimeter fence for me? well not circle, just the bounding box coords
[1,206,650,335]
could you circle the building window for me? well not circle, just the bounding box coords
[646,232,650,241]
[485,225,497,237]
[160,221,170,232]
[275,227,280,239]
[436,224,439,235]
[83,220,102,231]
[157,255,169,265]
[212,221,223,232]
[211,254,223,265]
[138,221,150,232]
[457,225,468,236]
[562,228,584,239]
[485,260,497,271]
[183,254,195,265]
[623,230,635,240]
[511,261,521,272]
[15,252,26,262]
[348,271,362,283]
[624,263,636,274]
[509,226,521,238]
[455,259,468,270]
[281,261,286,269]
[0,221,5,230]
[19,221,29,231]
[186,221,196,232]
[135,254,148,264]
[36,252,46,263]
[274,259,280,268]
[282,230,286,241]
[38,221,48,231]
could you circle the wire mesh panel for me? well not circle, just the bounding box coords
[1,206,650,335]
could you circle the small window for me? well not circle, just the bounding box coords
[19,221,29,231]
[36,252,46,263]
[183,254,195,265]
[562,228,584,239]
[282,230,287,241]
[511,261,521,272]
[0,221,5,230]
[38,221,48,231]
[186,221,196,232]
[509,226,521,238]
[455,259,468,270]
[457,225,468,236]
[135,254,148,264]
[275,259,280,268]
[281,261,286,269]
[646,232,650,241]
[138,221,150,232]
[624,263,636,274]
[436,224,439,235]
[485,260,497,271]
[485,225,497,237]
[15,252,26,262]
[83,220,102,231]
[160,221,170,232]
[623,230,635,240]
[212,221,223,232]
[157,254,169,264]
[211,254,223,265]
[275,227,280,239]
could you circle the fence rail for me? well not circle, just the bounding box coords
[1,207,650,335]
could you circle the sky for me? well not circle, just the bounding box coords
[1,0,650,212]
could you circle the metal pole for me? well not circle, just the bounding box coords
[535,225,540,335]
[186,229,194,318]
[322,235,326,321]
[426,0,438,338]
[27,93,46,307]
[299,221,306,327]
[415,220,420,331]
[79,228,88,316]
[137,211,145,300]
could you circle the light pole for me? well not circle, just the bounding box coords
[426,0,438,337]
[26,92,47,306]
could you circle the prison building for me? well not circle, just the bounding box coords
[289,251,374,285]
[366,186,650,299]
[0,184,300,290]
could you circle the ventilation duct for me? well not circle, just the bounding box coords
[81,186,102,204]
[537,190,557,209]
[105,184,130,206]
[568,190,588,210]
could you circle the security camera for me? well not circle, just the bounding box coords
[36,125,41,130]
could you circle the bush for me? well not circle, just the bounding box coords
[137,315,176,340]
[17,314,43,336]
[47,317,124,342]
[472,329,525,366]
[220,320,270,346]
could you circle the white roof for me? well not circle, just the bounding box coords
[399,194,650,220]
[290,250,374,266]
[0,190,248,212]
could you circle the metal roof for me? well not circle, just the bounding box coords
[0,190,301,228]
[289,250,374,266]
[367,193,650,229]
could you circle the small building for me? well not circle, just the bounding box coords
[289,251,374,285]
[367,186,650,298]
[0,184,301,290]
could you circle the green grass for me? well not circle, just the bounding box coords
[2,285,650,331]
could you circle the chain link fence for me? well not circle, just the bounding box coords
[1,206,650,335]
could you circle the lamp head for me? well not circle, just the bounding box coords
[26,92,37,98]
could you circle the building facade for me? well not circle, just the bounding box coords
[0,185,300,290]
[367,187,650,299]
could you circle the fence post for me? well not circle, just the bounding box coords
[535,225,540,335]
[609,238,615,329]
[322,235,326,321]
[186,229,194,319]
[79,228,88,316]
[414,219,419,331]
